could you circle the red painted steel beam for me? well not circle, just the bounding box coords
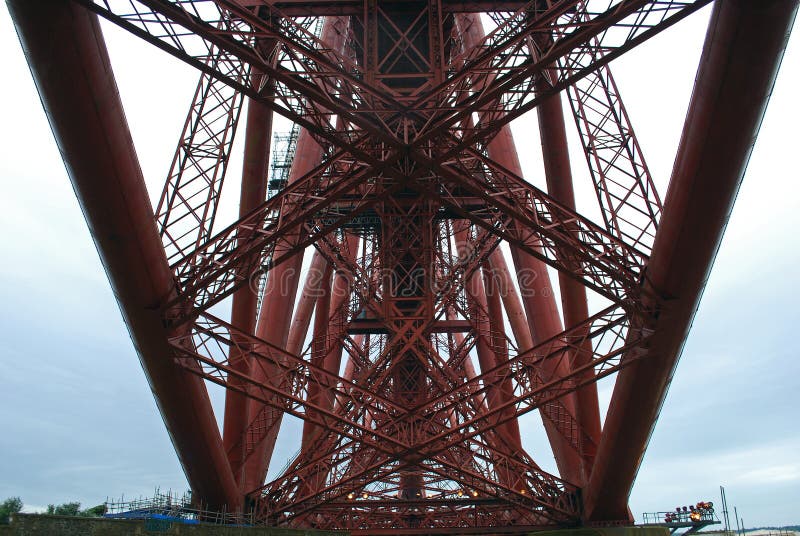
[224,70,275,489]
[455,225,522,454]
[486,250,533,351]
[481,263,523,452]
[241,17,350,493]
[239,13,348,482]
[7,0,240,510]
[458,13,584,485]
[487,138,587,484]
[536,81,601,478]
[240,128,322,493]
[302,262,334,451]
[584,0,799,521]
[228,251,329,495]
[415,0,712,153]
[492,145,584,487]
[286,251,328,355]
[300,234,359,455]
[444,309,486,412]
[234,0,536,16]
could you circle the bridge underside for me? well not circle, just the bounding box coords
[8,0,797,532]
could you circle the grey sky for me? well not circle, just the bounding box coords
[1,3,798,527]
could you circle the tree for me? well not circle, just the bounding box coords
[46,502,81,516]
[45,502,106,517]
[80,504,106,517]
[0,497,23,524]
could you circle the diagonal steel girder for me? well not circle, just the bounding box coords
[584,0,800,521]
[167,151,648,328]
[411,147,650,303]
[175,312,579,523]
[155,42,247,264]
[75,0,697,322]
[76,0,708,162]
[173,299,643,506]
[76,0,406,152]
[6,0,241,509]
[247,307,640,517]
[259,437,577,525]
[163,147,404,321]
[409,306,650,453]
[256,434,577,525]
[558,3,663,254]
[173,312,410,447]
[409,0,713,152]
[310,225,502,392]
[277,304,643,473]
[310,226,589,461]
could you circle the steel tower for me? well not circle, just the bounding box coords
[8,0,797,532]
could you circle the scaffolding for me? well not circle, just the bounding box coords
[104,488,258,526]
[268,125,300,199]
[253,123,302,317]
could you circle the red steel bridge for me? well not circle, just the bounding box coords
[8,0,797,533]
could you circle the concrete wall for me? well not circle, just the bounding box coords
[6,514,345,536]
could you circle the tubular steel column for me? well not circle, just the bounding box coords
[241,126,323,494]
[459,13,584,485]
[7,0,240,510]
[486,250,534,351]
[302,262,334,450]
[286,251,329,355]
[456,225,522,453]
[536,86,602,476]
[224,69,275,489]
[585,0,799,521]
[300,234,359,453]
[482,262,523,452]
[242,17,347,493]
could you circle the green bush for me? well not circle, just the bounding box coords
[46,502,81,516]
[45,502,106,517]
[0,497,22,524]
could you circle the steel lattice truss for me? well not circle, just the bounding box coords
[18,0,795,532]
[85,0,694,529]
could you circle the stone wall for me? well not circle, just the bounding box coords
[6,514,345,536]
[6,515,672,536]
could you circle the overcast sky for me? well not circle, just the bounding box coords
[0,3,798,528]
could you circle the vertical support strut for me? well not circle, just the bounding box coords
[240,123,324,493]
[302,262,334,450]
[536,80,601,479]
[458,13,584,486]
[585,0,799,521]
[300,233,359,454]
[7,0,240,510]
[286,250,329,355]
[240,15,351,494]
[224,67,276,489]
[455,224,521,454]
[481,261,523,452]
